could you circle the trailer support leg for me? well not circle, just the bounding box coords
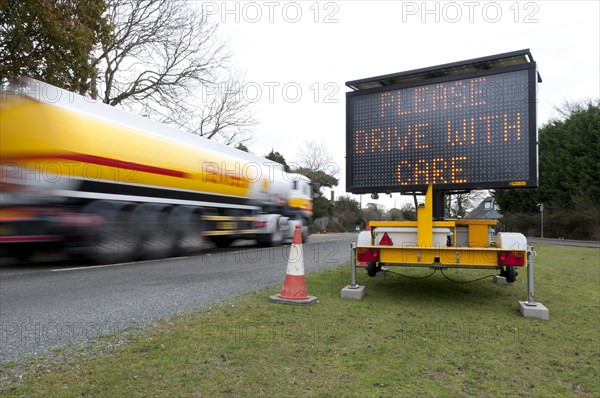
[527,246,536,305]
[341,242,365,300]
[518,246,549,319]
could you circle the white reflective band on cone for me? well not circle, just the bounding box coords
[285,244,305,276]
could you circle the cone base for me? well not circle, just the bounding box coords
[269,295,318,306]
[278,274,309,300]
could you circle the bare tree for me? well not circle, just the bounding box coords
[294,140,340,193]
[551,98,598,121]
[161,73,256,145]
[295,140,339,175]
[445,191,487,218]
[93,0,255,144]
[363,203,385,222]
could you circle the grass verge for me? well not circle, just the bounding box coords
[1,244,599,397]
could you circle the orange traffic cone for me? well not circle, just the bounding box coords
[270,224,318,305]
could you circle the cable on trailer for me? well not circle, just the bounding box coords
[440,269,496,284]
[386,268,438,280]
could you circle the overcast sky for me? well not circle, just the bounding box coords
[196,0,599,209]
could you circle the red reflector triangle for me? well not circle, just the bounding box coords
[380,232,393,246]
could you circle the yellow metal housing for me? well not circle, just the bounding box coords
[361,186,526,269]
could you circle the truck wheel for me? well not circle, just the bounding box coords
[301,217,310,243]
[212,236,234,248]
[366,262,381,277]
[131,204,175,260]
[170,206,203,256]
[14,250,33,262]
[80,201,137,264]
[259,218,283,247]
[265,229,283,247]
[500,266,518,283]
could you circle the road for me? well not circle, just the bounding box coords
[0,233,357,363]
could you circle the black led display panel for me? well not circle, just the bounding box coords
[346,65,538,194]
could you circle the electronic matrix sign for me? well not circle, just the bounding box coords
[346,50,539,194]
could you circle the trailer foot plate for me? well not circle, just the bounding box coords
[518,301,549,320]
[341,285,365,300]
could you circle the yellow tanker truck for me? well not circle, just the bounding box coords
[0,78,312,263]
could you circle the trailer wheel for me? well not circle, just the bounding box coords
[366,262,381,277]
[500,266,518,283]
[80,201,138,264]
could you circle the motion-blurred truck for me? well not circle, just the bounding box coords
[1,78,312,263]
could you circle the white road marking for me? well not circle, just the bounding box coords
[49,236,355,272]
[52,263,132,272]
[51,257,190,272]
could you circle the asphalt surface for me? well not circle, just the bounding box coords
[0,233,357,363]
